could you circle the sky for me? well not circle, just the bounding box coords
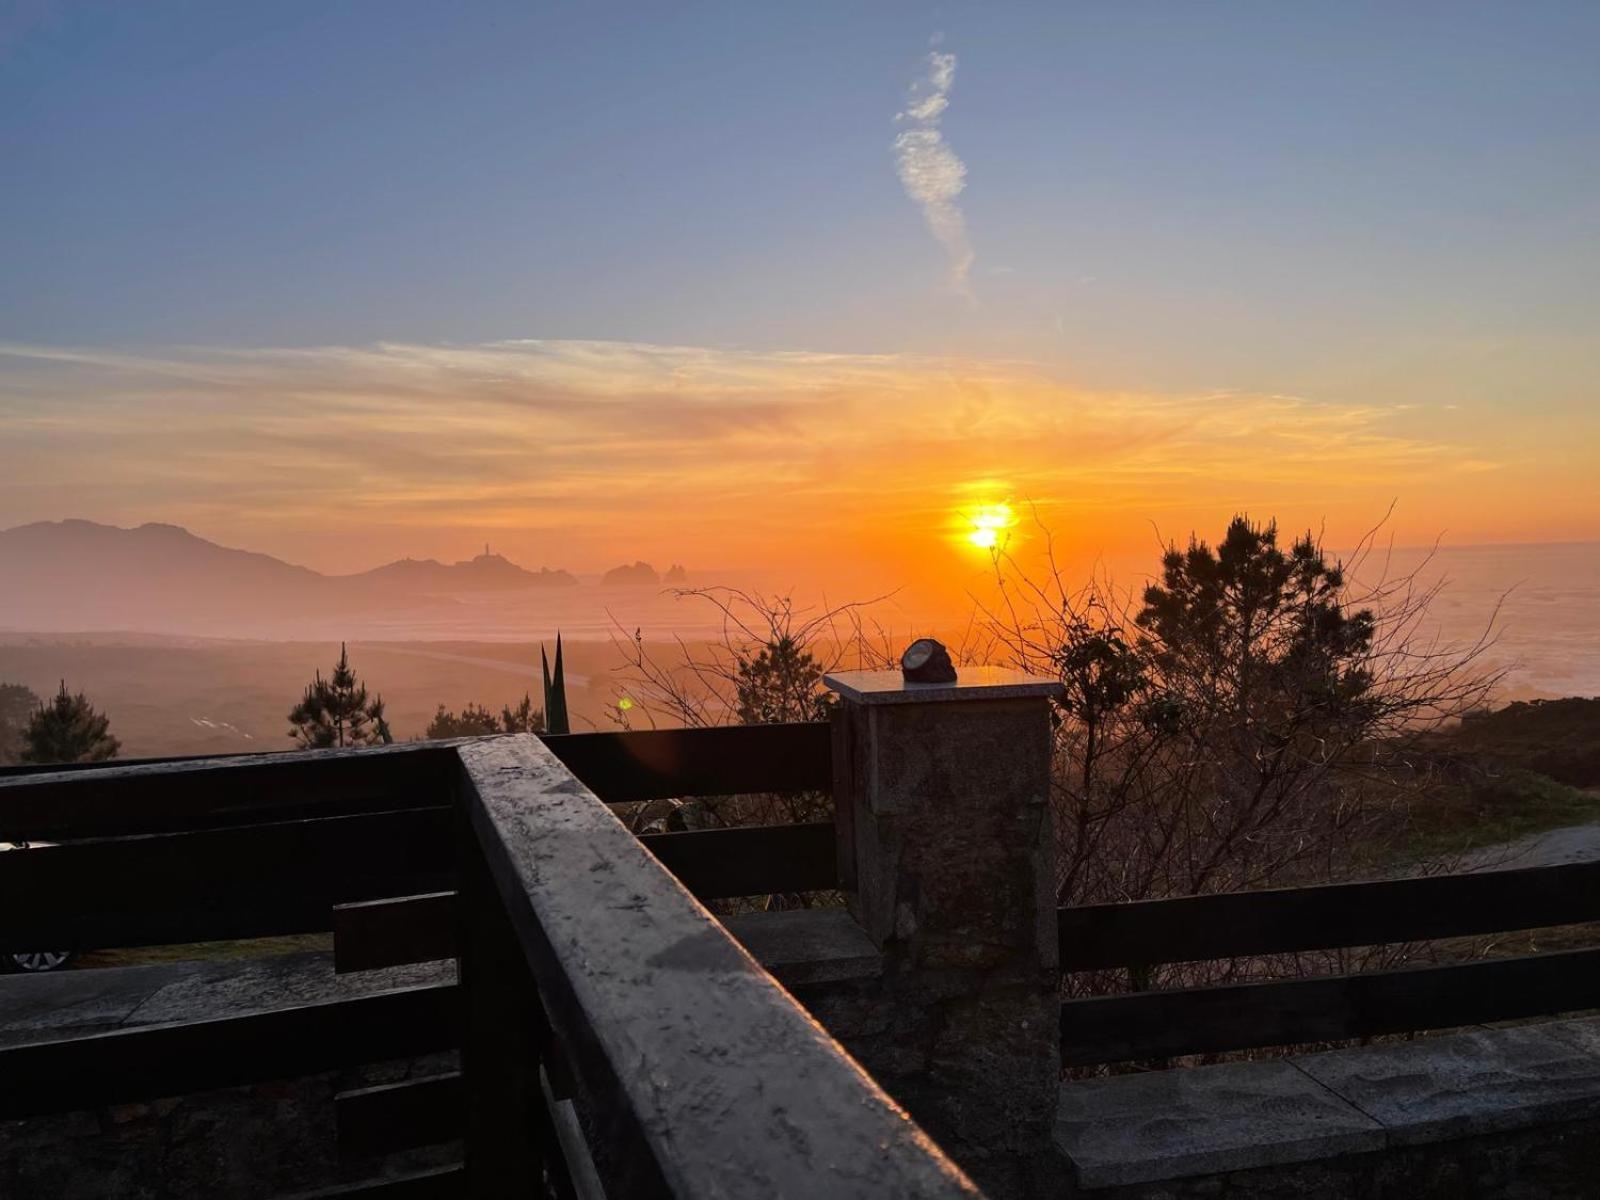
[2,1,1597,601]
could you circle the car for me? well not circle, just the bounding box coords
[0,842,74,973]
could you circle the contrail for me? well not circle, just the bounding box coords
[894,46,974,293]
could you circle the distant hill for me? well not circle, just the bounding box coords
[356,553,577,591]
[0,520,578,636]
[0,520,343,631]
[1442,697,1600,788]
[601,561,660,587]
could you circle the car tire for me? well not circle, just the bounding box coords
[5,951,74,973]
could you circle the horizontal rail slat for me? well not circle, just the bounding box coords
[337,1072,463,1158]
[0,809,453,950]
[281,1163,465,1199]
[0,982,459,1120]
[329,821,843,972]
[542,723,831,803]
[638,820,838,899]
[335,892,458,974]
[0,742,459,842]
[1059,947,1600,1066]
[1059,859,1600,970]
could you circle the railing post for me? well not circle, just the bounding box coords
[824,666,1063,1200]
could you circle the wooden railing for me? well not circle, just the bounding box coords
[0,726,836,952]
[1056,861,1600,1066]
[0,724,943,1199]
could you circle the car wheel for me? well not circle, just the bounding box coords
[7,951,74,973]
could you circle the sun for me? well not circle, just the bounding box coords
[965,502,1016,551]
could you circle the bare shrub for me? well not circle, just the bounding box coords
[607,588,899,834]
[983,512,1503,1009]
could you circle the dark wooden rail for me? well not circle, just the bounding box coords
[0,981,456,1120]
[0,721,834,792]
[544,721,832,801]
[328,821,839,974]
[0,724,828,840]
[0,723,860,1197]
[1061,947,1600,1066]
[4,808,452,950]
[1058,860,1600,1065]
[1059,859,1600,969]
[640,819,837,897]
[0,742,459,841]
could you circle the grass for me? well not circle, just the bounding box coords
[1401,767,1600,862]
[73,933,332,970]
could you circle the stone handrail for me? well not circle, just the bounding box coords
[457,733,979,1198]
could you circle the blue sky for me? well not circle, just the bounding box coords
[5,3,1594,373]
[1,2,1596,575]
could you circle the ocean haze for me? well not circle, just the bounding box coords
[0,518,1594,760]
[3,520,1596,700]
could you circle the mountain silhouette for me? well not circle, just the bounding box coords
[0,520,577,635]
[600,560,660,587]
[355,553,577,591]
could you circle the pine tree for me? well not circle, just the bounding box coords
[20,682,121,765]
[425,702,502,739]
[424,694,545,740]
[735,635,833,725]
[499,693,545,734]
[288,643,393,748]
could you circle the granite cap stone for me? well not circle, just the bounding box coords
[1292,1020,1600,1147]
[823,666,1063,706]
[1053,1059,1384,1188]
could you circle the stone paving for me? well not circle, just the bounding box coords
[0,951,453,1048]
[1055,1017,1600,1191]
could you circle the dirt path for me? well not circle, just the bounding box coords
[1460,822,1600,871]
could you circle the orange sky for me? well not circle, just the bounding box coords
[2,338,1596,609]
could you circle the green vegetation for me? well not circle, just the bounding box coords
[287,643,392,748]
[542,634,570,734]
[1399,698,1600,858]
[989,515,1490,907]
[77,933,333,969]
[1404,767,1600,859]
[1446,697,1600,787]
[425,694,545,739]
[425,637,562,740]
[735,635,833,725]
[19,681,120,764]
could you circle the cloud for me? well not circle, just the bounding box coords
[894,48,974,293]
[0,338,1491,576]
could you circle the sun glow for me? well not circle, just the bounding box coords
[965,502,1016,551]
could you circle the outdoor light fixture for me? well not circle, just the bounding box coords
[900,637,957,684]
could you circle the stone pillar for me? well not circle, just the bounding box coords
[823,666,1063,1200]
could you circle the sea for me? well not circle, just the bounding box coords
[329,542,1600,702]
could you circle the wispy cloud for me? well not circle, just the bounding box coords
[894,44,974,294]
[0,338,1493,576]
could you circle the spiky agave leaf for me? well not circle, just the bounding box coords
[542,633,570,735]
